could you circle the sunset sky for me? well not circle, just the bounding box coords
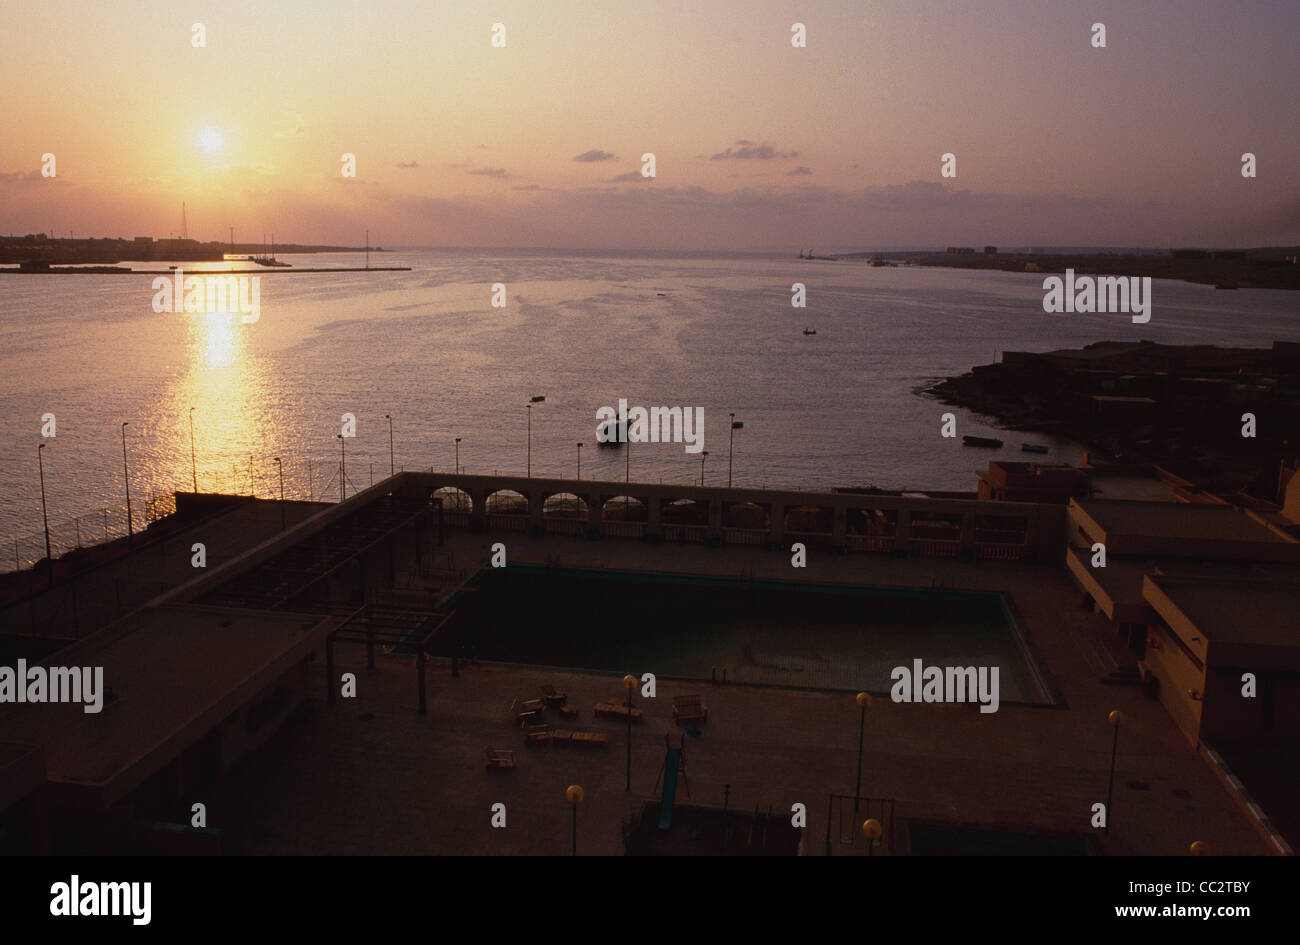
[3,0,1297,250]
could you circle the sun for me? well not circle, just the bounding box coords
[199,128,225,153]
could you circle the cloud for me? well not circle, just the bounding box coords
[607,171,652,183]
[573,149,617,162]
[467,167,508,177]
[511,184,546,191]
[711,141,799,160]
[395,161,420,169]
[787,167,814,176]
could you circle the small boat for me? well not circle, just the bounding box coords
[1021,443,1049,454]
[962,435,1003,448]
[803,328,817,335]
[656,292,667,297]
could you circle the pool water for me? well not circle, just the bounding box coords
[448,567,1051,703]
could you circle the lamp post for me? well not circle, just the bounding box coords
[188,406,198,492]
[576,442,583,480]
[455,438,461,475]
[274,457,285,529]
[1190,841,1210,856]
[854,692,871,811]
[337,434,347,502]
[526,395,545,477]
[566,784,584,856]
[728,415,742,487]
[121,422,133,545]
[700,450,708,487]
[862,818,882,856]
[385,414,394,477]
[1105,710,1125,835]
[623,674,637,791]
[37,443,52,582]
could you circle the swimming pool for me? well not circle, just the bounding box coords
[446,566,1052,704]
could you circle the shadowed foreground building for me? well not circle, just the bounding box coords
[0,472,1294,855]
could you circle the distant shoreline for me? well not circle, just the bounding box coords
[841,249,1300,291]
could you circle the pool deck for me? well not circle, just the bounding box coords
[203,528,1272,855]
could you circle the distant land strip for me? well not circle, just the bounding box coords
[840,248,1300,291]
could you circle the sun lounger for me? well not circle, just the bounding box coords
[570,731,608,747]
[511,698,545,726]
[524,723,551,746]
[672,694,708,725]
[557,704,579,718]
[485,746,516,771]
[594,702,643,720]
[541,685,568,705]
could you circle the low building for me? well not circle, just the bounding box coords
[1142,575,1300,744]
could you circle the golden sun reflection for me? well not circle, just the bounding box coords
[199,311,239,369]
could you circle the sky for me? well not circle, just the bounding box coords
[1,0,1297,250]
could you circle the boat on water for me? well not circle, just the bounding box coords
[803,328,817,335]
[798,249,837,261]
[1021,443,1049,454]
[962,435,1003,448]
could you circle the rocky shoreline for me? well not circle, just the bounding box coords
[926,340,1300,498]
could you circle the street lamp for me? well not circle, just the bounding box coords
[274,457,285,529]
[37,443,52,581]
[862,818,882,856]
[576,442,583,480]
[1105,710,1125,835]
[700,450,709,487]
[121,422,133,545]
[566,784,584,856]
[455,437,461,475]
[188,406,198,492]
[337,434,347,502]
[623,674,637,791]
[729,414,743,487]
[385,414,394,477]
[854,692,871,811]
[526,395,545,477]
[1190,841,1210,856]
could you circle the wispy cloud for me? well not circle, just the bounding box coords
[787,166,814,176]
[607,171,651,183]
[395,160,420,169]
[573,149,617,163]
[467,167,508,178]
[711,140,799,160]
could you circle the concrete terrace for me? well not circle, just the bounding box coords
[3,473,1280,854]
[186,476,1269,856]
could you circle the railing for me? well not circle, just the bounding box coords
[485,513,527,531]
[913,538,960,558]
[4,491,177,574]
[722,527,767,546]
[977,542,1023,561]
[602,521,644,538]
[848,534,895,553]
[663,524,707,542]
[544,517,587,536]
